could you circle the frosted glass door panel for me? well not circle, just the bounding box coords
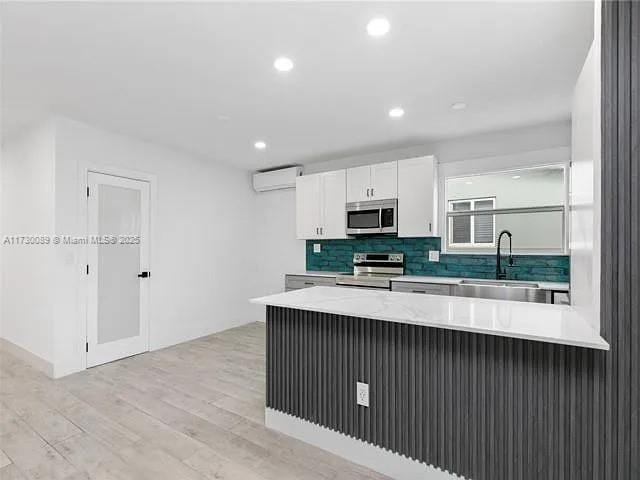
[87,171,150,368]
[97,184,141,344]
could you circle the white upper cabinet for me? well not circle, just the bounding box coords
[296,157,435,240]
[397,156,437,238]
[296,174,322,239]
[320,170,347,238]
[346,165,371,202]
[346,161,397,203]
[296,170,347,240]
[370,161,398,200]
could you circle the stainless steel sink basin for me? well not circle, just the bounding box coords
[459,279,540,288]
[454,280,549,303]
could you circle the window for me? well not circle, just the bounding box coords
[448,198,495,247]
[445,165,567,253]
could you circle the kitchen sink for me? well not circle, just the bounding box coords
[454,280,550,303]
[459,279,540,288]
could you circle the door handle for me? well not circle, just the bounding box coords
[137,271,150,278]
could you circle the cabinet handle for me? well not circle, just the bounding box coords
[429,222,432,233]
[366,188,370,197]
[371,188,374,197]
[320,227,323,235]
[316,227,319,234]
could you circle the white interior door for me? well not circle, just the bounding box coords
[87,172,150,367]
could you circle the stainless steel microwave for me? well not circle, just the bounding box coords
[345,199,398,235]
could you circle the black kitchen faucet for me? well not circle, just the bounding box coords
[496,230,513,280]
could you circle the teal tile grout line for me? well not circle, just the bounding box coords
[306,237,569,283]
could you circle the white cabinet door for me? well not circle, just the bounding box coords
[320,170,347,239]
[346,165,371,203]
[370,161,398,200]
[296,174,321,239]
[397,156,437,237]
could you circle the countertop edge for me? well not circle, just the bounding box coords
[251,289,608,351]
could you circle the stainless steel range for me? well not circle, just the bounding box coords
[336,252,404,290]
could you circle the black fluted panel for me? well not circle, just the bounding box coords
[267,307,610,480]
[601,1,640,479]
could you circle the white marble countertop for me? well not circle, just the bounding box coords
[251,286,607,350]
[392,275,570,292]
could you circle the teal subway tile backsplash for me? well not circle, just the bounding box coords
[306,237,569,283]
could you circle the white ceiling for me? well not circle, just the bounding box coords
[1,2,593,171]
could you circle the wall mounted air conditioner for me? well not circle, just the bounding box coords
[252,166,302,192]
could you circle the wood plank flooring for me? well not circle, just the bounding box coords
[0,322,391,480]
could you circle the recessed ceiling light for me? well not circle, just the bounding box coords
[388,107,404,118]
[217,115,230,121]
[465,181,473,185]
[274,57,294,72]
[512,175,521,179]
[367,17,390,37]
[254,141,267,150]
[451,102,467,110]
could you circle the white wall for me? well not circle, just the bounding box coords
[305,120,570,173]
[1,116,261,377]
[570,27,601,329]
[0,121,56,368]
[50,117,261,376]
[250,188,305,320]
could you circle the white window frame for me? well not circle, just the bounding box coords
[447,197,496,248]
[441,163,570,255]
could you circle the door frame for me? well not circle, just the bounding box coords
[86,171,151,367]
[77,165,156,371]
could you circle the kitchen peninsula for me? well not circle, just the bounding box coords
[251,286,608,479]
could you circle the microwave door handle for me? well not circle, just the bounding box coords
[379,208,383,232]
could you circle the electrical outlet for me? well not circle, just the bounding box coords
[356,382,369,407]
[428,250,440,262]
[313,243,321,253]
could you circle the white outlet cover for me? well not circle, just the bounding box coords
[313,243,321,253]
[428,250,440,262]
[356,382,369,407]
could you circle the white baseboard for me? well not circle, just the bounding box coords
[265,408,464,480]
[0,338,55,378]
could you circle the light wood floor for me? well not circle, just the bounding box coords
[0,322,391,480]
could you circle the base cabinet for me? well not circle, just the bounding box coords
[285,275,337,291]
[391,281,451,295]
